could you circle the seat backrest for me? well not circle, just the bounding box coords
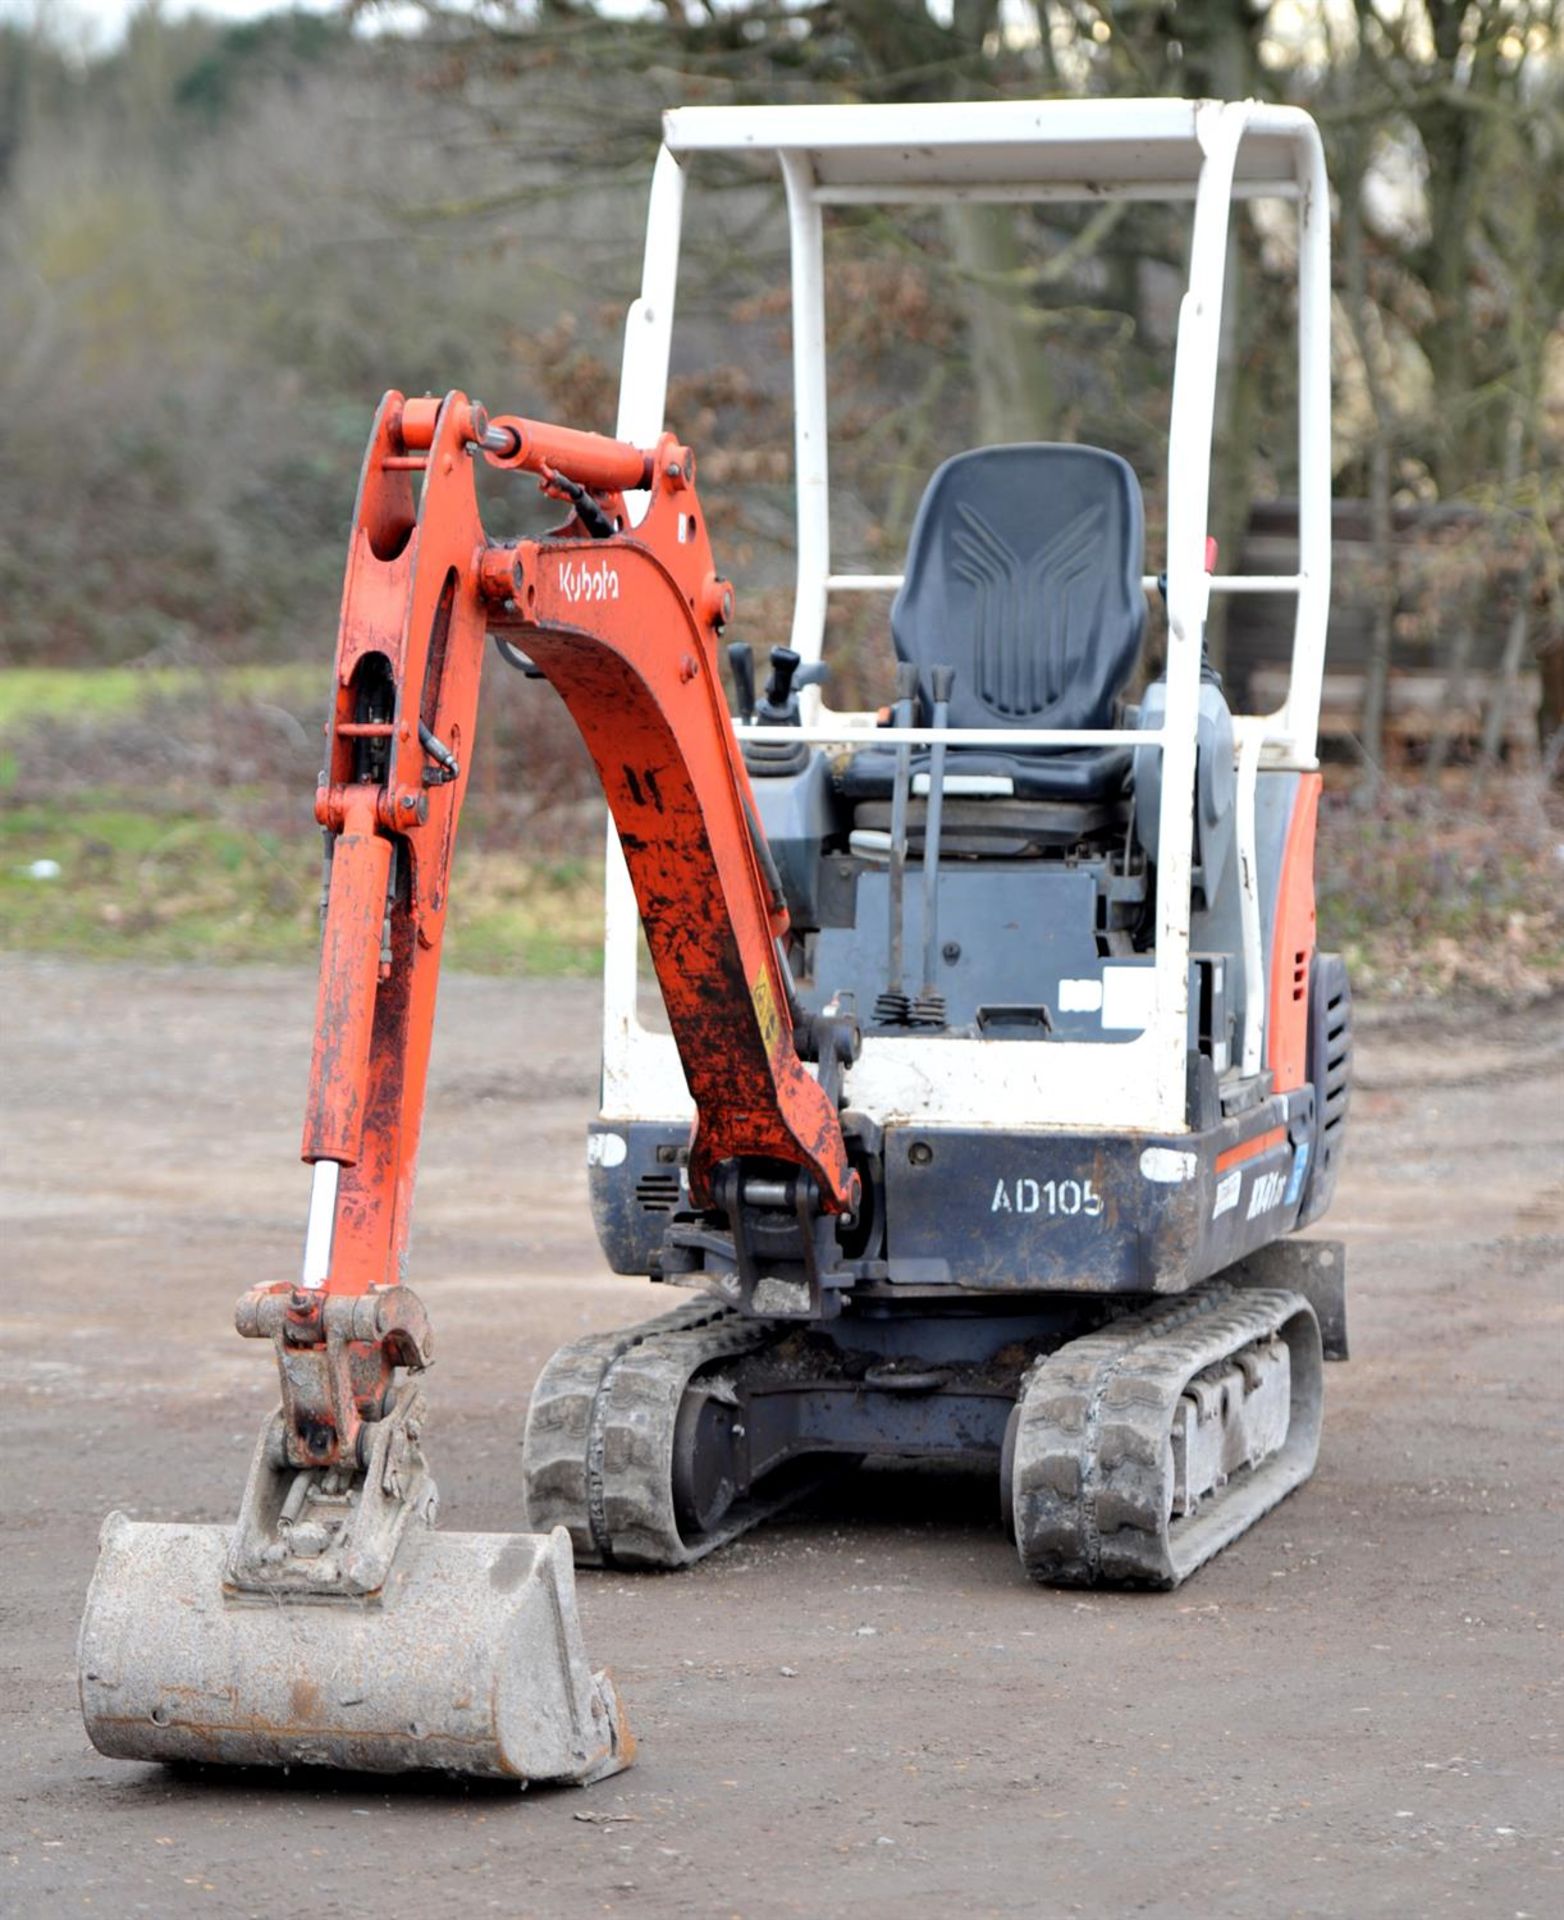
[890,444,1146,732]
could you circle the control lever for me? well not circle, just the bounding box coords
[873,662,921,1026]
[754,646,827,727]
[910,665,955,1029]
[727,642,756,722]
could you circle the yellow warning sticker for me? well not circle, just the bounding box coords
[750,968,782,1056]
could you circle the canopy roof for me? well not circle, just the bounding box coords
[660,100,1308,200]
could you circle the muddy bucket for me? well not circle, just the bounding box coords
[79,1514,633,1782]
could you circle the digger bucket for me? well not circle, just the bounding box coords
[79,1515,633,1783]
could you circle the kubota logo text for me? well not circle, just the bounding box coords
[559,559,621,603]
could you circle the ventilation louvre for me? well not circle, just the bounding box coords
[634,1173,681,1215]
[1298,954,1352,1227]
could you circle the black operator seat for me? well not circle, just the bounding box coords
[838,443,1147,811]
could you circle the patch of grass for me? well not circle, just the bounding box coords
[0,668,606,974]
[0,800,605,974]
[443,851,604,975]
[0,663,325,730]
[0,803,319,962]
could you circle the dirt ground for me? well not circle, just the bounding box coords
[2,956,1560,1919]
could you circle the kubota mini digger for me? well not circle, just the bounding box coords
[80,99,1350,1783]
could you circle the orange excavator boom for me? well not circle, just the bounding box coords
[78,389,864,1784]
[204,384,862,1492]
[299,390,858,1378]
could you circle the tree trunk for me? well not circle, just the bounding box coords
[1179,0,1261,676]
[1479,411,1533,768]
[1411,0,1501,492]
[943,203,1053,446]
[1540,643,1564,781]
[1360,437,1395,777]
[1424,593,1479,779]
[1340,155,1396,794]
[1481,600,1532,767]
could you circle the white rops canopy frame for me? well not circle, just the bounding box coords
[601,99,1332,1138]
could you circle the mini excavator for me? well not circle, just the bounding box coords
[80,100,1351,1784]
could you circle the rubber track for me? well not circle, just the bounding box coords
[1010,1279,1323,1590]
[522,1298,822,1569]
[522,1297,724,1560]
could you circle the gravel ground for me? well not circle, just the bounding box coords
[2,957,1560,1918]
